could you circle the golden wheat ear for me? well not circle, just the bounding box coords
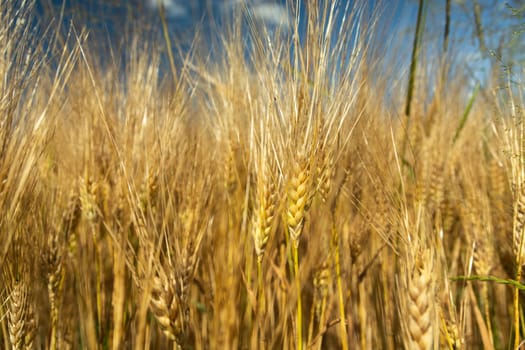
[286,154,312,246]
[8,279,36,350]
[150,271,185,343]
[405,250,436,350]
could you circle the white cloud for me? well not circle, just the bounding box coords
[219,1,290,28]
[146,0,187,18]
[252,3,290,28]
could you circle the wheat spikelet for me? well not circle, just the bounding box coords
[428,161,444,214]
[8,281,28,350]
[462,200,495,277]
[473,233,494,279]
[79,178,98,222]
[253,177,277,261]
[489,158,507,213]
[316,147,334,203]
[415,143,430,207]
[287,155,311,245]
[139,170,158,214]
[313,261,330,323]
[61,191,81,261]
[114,182,130,226]
[45,191,80,349]
[307,258,330,347]
[513,183,525,266]
[224,143,238,195]
[45,231,64,349]
[407,272,433,349]
[23,303,36,350]
[372,188,392,239]
[180,253,196,318]
[63,191,81,236]
[437,277,461,350]
[440,314,460,350]
[179,205,207,306]
[439,193,456,236]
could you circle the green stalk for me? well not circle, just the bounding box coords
[158,1,178,84]
[401,0,427,161]
[452,84,479,144]
[443,0,451,54]
[451,275,525,289]
[515,192,525,350]
[472,0,487,53]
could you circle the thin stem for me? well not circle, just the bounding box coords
[515,264,522,350]
[332,224,349,350]
[443,0,451,54]
[257,257,264,313]
[317,293,328,350]
[292,242,303,350]
[257,256,266,347]
[482,285,494,346]
[472,0,487,54]
[401,0,427,162]
[307,292,316,346]
[158,1,178,84]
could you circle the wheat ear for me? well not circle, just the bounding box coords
[287,155,311,245]
[403,248,436,350]
[252,171,277,335]
[8,281,30,350]
[253,178,277,263]
[150,271,184,345]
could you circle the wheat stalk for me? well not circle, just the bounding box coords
[285,151,314,350]
[252,165,278,335]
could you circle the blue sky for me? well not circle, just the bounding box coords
[34,0,523,90]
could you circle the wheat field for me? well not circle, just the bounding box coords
[0,0,524,349]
